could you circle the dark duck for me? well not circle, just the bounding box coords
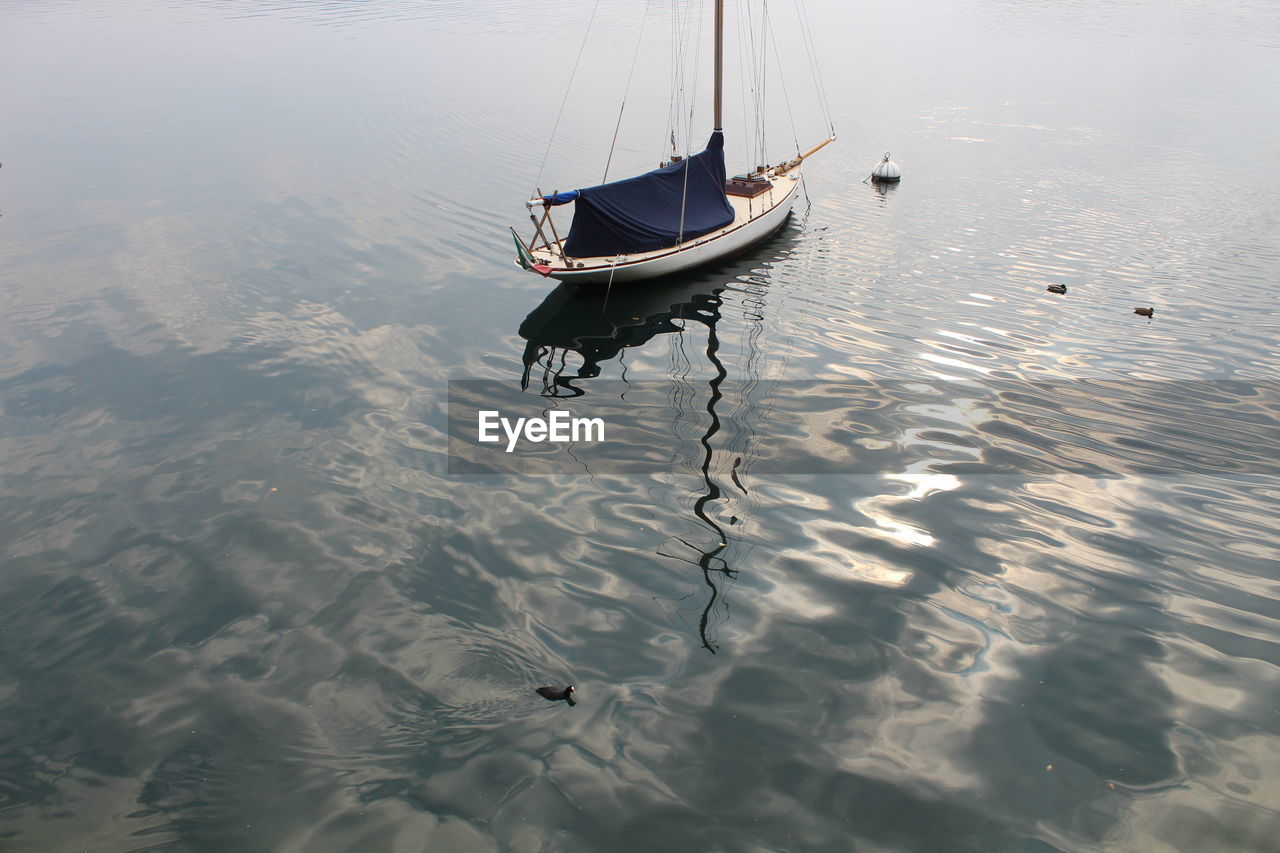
[536,685,576,705]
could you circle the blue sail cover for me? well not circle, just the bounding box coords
[557,131,734,258]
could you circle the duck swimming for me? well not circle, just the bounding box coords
[536,685,575,704]
[1046,284,1067,294]
[1133,307,1154,317]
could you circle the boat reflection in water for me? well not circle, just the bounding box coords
[517,234,798,651]
[519,279,724,396]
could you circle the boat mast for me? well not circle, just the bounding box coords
[713,0,724,132]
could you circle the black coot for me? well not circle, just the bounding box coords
[536,685,575,704]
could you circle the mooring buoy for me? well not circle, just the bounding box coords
[871,152,901,183]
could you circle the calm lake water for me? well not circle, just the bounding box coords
[2,1,1279,851]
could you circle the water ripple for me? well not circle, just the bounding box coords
[2,0,1279,850]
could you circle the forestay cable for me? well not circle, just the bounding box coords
[533,0,603,196]
[794,0,834,134]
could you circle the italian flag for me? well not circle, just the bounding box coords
[512,230,552,277]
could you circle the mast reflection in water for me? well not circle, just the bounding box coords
[517,241,795,651]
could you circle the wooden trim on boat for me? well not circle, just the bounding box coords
[773,135,836,176]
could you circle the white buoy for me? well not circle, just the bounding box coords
[871,152,901,183]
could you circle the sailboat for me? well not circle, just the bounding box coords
[512,0,833,286]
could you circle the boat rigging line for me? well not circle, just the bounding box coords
[754,1,771,166]
[532,0,603,197]
[602,3,652,183]
[767,8,802,157]
[734,0,768,171]
[794,0,835,136]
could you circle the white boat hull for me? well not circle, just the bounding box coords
[526,172,801,285]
